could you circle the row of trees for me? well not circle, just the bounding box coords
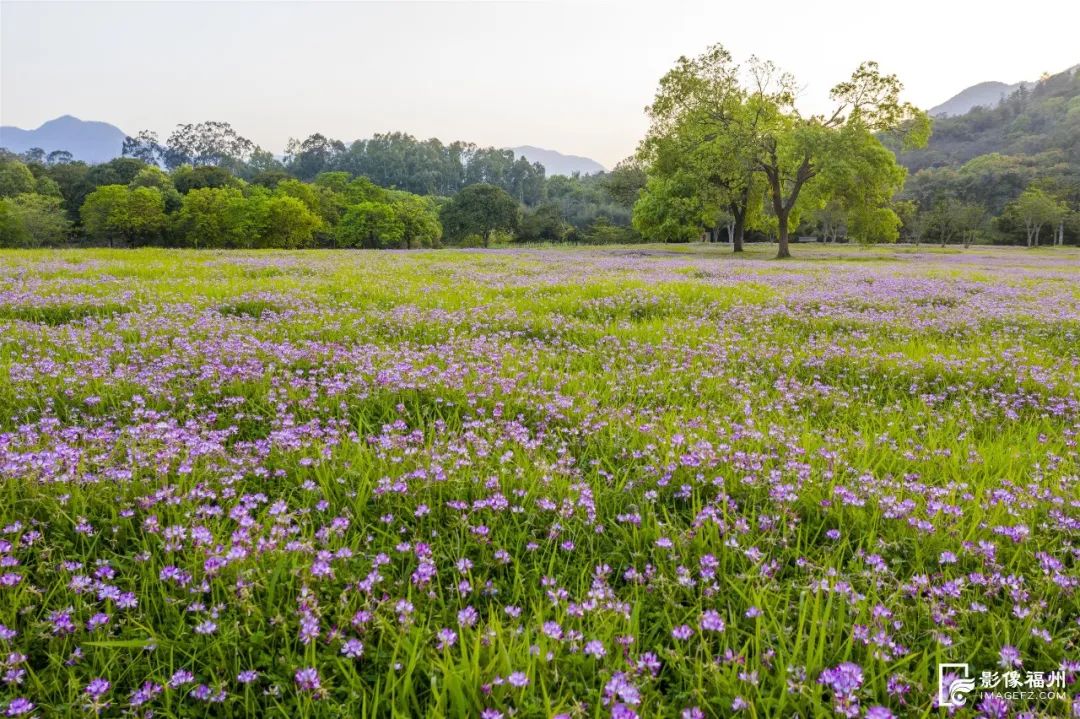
[5,57,1077,252]
[121,125,549,204]
[1,133,645,248]
[630,45,930,257]
[628,48,1080,253]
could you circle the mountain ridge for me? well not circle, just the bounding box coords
[0,115,608,176]
[511,145,604,176]
[0,115,128,164]
[928,63,1080,118]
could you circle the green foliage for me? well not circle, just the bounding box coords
[252,195,321,248]
[1004,186,1069,246]
[173,165,241,194]
[900,67,1080,244]
[639,45,925,257]
[80,185,166,246]
[0,199,29,247]
[0,193,72,246]
[130,167,182,213]
[439,184,519,247]
[391,193,442,249]
[173,187,253,248]
[632,175,709,243]
[335,201,405,249]
[0,158,36,198]
[518,203,570,243]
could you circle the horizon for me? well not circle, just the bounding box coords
[3,0,1079,167]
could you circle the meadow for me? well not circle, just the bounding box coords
[0,243,1077,718]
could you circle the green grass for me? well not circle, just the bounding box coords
[0,244,1077,718]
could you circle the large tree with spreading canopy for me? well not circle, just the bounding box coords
[639,44,930,257]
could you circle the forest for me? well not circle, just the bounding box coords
[1,58,1077,252]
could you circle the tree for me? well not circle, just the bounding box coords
[847,205,901,245]
[0,158,36,198]
[632,174,712,243]
[2,194,71,246]
[602,160,648,209]
[0,200,30,247]
[519,203,569,243]
[953,202,987,247]
[130,167,182,213]
[335,202,405,249]
[391,193,442,249]
[643,45,929,258]
[639,45,758,252]
[80,185,165,247]
[162,122,257,170]
[172,165,240,194]
[173,187,252,248]
[122,130,164,165]
[1010,187,1068,246]
[814,200,847,243]
[929,200,959,248]
[439,184,519,247]
[285,134,347,181]
[252,195,320,248]
[46,150,73,166]
[755,59,928,258]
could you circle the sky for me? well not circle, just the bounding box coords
[2,0,1079,169]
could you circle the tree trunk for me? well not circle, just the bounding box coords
[776,210,791,259]
[730,200,746,253]
[1034,226,1041,247]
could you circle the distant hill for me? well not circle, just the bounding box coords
[0,117,606,177]
[0,115,127,164]
[929,81,1024,118]
[512,145,604,176]
[900,64,1080,174]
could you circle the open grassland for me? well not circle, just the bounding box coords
[0,244,1078,718]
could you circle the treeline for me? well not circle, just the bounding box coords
[0,125,644,248]
[4,64,1078,251]
[896,66,1080,246]
[629,47,1079,253]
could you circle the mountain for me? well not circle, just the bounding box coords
[512,145,604,176]
[0,115,127,164]
[929,81,1024,118]
[901,64,1080,174]
[899,65,1080,216]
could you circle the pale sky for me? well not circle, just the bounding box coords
[2,0,1078,169]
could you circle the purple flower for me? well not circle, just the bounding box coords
[237,670,259,684]
[865,707,894,719]
[977,694,1011,719]
[436,628,457,650]
[700,610,725,632]
[819,662,863,697]
[507,671,529,688]
[294,667,321,692]
[341,638,364,659]
[169,669,195,688]
[584,639,606,658]
[999,645,1022,669]
[671,625,693,640]
[4,698,34,717]
[85,678,110,698]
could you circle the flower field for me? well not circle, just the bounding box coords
[0,244,1078,718]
